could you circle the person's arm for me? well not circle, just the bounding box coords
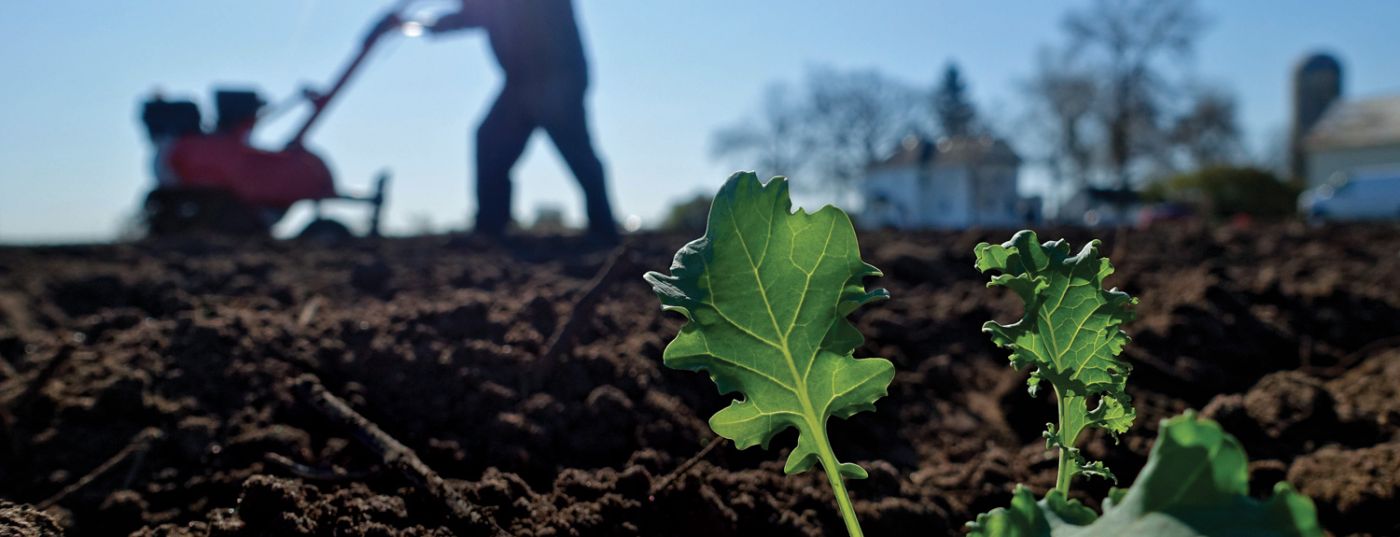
[363,10,404,46]
[428,1,484,35]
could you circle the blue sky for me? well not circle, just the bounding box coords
[2,1,1398,242]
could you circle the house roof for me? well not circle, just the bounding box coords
[869,134,1021,172]
[1306,94,1400,151]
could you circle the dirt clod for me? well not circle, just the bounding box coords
[0,501,63,537]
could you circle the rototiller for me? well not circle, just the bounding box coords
[137,6,418,239]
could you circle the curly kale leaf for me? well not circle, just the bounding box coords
[976,230,1137,488]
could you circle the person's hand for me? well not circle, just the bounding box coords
[424,15,452,36]
[424,10,479,36]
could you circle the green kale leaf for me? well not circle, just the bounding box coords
[644,172,892,536]
[644,171,892,477]
[966,413,1324,537]
[976,230,1137,489]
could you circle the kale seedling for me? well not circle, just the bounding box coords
[975,230,1136,493]
[645,172,893,537]
[971,231,1322,537]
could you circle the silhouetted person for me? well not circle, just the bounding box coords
[380,0,618,241]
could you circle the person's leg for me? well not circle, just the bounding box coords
[474,88,535,236]
[537,88,616,237]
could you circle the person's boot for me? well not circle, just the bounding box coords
[583,192,619,246]
[585,219,620,247]
[472,210,510,239]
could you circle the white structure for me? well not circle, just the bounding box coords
[857,135,1031,229]
[1305,94,1400,188]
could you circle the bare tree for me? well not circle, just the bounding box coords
[801,68,923,198]
[1022,47,1098,192]
[710,83,809,181]
[1062,0,1205,190]
[711,67,923,201]
[1171,86,1242,168]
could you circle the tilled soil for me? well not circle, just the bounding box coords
[0,224,1397,536]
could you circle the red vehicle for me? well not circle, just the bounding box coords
[138,8,408,238]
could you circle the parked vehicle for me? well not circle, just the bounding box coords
[1299,168,1400,222]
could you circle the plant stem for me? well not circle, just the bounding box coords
[1055,441,1072,494]
[1054,386,1072,495]
[814,424,864,537]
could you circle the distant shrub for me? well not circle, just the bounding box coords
[659,193,713,232]
[1144,166,1300,219]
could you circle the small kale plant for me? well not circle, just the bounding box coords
[645,172,892,537]
[970,230,1322,537]
[975,231,1137,493]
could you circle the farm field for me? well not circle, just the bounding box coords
[0,224,1397,536]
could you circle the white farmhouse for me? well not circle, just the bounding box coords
[1305,94,1400,187]
[857,135,1031,229]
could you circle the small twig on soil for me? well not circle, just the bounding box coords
[292,375,508,537]
[264,452,372,482]
[1304,334,1400,378]
[649,435,725,499]
[527,245,630,393]
[297,296,324,328]
[38,427,162,510]
[121,440,152,490]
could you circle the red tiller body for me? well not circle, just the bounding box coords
[139,6,402,235]
[162,134,337,210]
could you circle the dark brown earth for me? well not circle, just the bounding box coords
[0,224,1398,536]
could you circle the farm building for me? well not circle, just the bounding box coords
[856,135,1035,229]
[1304,94,1400,187]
